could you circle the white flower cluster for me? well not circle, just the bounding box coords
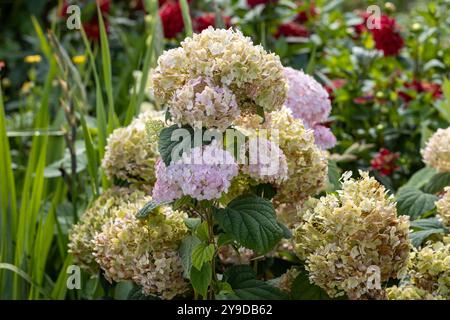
[421,127,450,172]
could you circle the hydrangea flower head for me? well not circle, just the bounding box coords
[436,187,450,229]
[421,127,450,172]
[152,27,287,127]
[68,187,151,274]
[102,111,164,184]
[92,201,190,299]
[293,171,411,299]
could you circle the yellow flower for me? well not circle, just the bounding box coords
[24,55,42,64]
[72,55,87,65]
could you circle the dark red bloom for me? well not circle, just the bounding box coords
[81,0,111,41]
[275,22,309,38]
[399,80,443,103]
[193,13,231,33]
[371,15,404,56]
[354,12,371,35]
[159,1,184,38]
[58,0,69,18]
[295,2,317,23]
[353,96,374,105]
[371,148,400,176]
[247,0,278,8]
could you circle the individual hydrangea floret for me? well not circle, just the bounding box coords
[68,187,150,274]
[218,245,254,265]
[293,171,411,300]
[152,27,287,124]
[421,127,450,172]
[102,111,164,184]
[92,202,190,299]
[152,141,239,202]
[168,77,239,130]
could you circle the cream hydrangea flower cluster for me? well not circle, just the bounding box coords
[277,267,301,294]
[421,127,450,172]
[388,238,449,300]
[293,171,411,299]
[92,200,190,299]
[283,67,336,150]
[436,187,450,229]
[102,111,164,184]
[151,27,287,129]
[68,187,150,274]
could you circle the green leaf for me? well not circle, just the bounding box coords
[291,269,331,300]
[179,0,192,37]
[215,194,284,254]
[410,217,443,230]
[217,233,234,247]
[396,187,437,219]
[220,265,287,300]
[327,160,342,191]
[184,217,201,230]
[196,221,210,242]
[402,167,437,189]
[179,235,201,278]
[410,229,445,248]
[190,262,212,299]
[277,222,292,239]
[158,124,194,166]
[423,172,450,194]
[136,200,169,219]
[191,243,215,271]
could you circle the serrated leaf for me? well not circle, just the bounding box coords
[191,243,215,271]
[423,172,450,194]
[219,265,287,300]
[196,221,210,242]
[190,262,212,298]
[214,194,284,254]
[291,269,331,300]
[179,235,201,278]
[403,167,437,189]
[184,217,201,230]
[158,124,194,166]
[410,229,445,247]
[410,217,444,230]
[396,187,437,219]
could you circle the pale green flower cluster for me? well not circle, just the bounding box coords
[151,27,287,129]
[436,187,450,229]
[388,238,449,300]
[92,199,190,299]
[102,111,164,185]
[68,187,149,274]
[386,284,444,300]
[293,171,411,299]
[421,127,450,172]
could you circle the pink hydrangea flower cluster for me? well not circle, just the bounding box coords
[152,142,239,201]
[284,67,336,149]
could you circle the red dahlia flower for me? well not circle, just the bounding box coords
[371,15,404,56]
[398,79,442,103]
[371,148,400,176]
[295,2,318,23]
[159,1,184,38]
[193,13,231,33]
[275,22,309,38]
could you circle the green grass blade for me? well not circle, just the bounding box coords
[0,84,18,299]
[97,5,119,134]
[50,255,73,300]
[31,16,52,61]
[180,0,193,37]
[79,110,99,196]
